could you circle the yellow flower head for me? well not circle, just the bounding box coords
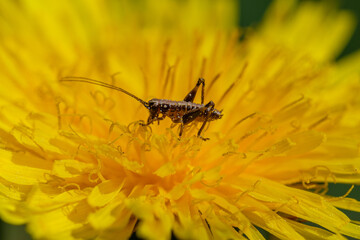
[1,0,360,239]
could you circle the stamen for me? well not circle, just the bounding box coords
[301,165,336,191]
[308,115,329,130]
[206,72,222,93]
[198,210,213,238]
[200,176,223,187]
[44,173,65,185]
[160,39,171,81]
[79,114,93,134]
[61,183,81,191]
[228,112,257,133]
[90,90,116,111]
[277,94,304,113]
[273,196,300,213]
[199,58,207,78]
[169,57,179,95]
[56,101,62,130]
[236,180,261,202]
[162,65,173,97]
[247,131,269,150]
[110,72,121,86]
[218,62,248,105]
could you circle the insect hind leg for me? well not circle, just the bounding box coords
[178,100,215,141]
[183,78,205,104]
[197,101,215,141]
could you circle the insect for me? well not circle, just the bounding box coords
[61,76,223,140]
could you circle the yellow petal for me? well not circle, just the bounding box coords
[261,0,356,61]
[52,159,96,178]
[87,179,123,207]
[27,200,92,240]
[125,196,172,240]
[0,195,28,225]
[154,162,176,177]
[329,197,360,212]
[288,220,347,240]
[286,131,325,156]
[26,184,88,211]
[88,200,123,230]
[245,209,305,240]
[0,149,51,185]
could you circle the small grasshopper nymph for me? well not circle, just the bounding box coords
[61,77,223,140]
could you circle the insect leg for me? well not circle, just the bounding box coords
[178,101,214,140]
[182,108,203,124]
[197,119,210,141]
[142,114,165,126]
[140,117,153,126]
[197,101,215,141]
[140,112,157,126]
[179,123,184,139]
[183,78,205,104]
[177,107,202,140]
[156,114,166,125]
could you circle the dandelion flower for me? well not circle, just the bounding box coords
[1,0,360,239]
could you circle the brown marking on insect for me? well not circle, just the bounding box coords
[60,77,223,141]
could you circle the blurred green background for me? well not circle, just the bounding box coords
[1,0,359,239]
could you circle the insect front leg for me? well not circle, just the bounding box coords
[141,114,165,126]
[156,114,166,125]
[140,104,165,126]
[183,78,205,104]
[140,116,153,126]
[140,112,157,126]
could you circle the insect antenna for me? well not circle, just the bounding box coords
[60,76,149,109]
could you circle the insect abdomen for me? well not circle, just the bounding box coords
[150,99,202,113]
[148,99,203,123]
